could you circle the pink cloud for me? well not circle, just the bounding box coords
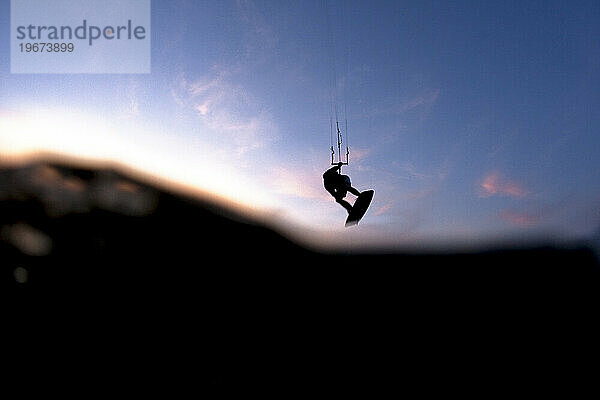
[194,101,210,116]
[403,187,435,201]
[499,210,541,226]
[479,171,528,198]
[374,202,393,216]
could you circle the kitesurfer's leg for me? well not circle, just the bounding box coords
[348,186,361,196]
[336,198,353,214]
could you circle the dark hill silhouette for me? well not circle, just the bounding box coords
[2,160,598,394]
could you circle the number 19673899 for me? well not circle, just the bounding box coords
[19,42,74,52]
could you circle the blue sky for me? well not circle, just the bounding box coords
[1,0,599,250]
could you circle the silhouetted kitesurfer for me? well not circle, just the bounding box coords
[323,162,361,214]
[323,162,374,226]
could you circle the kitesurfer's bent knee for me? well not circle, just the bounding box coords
[336,197,353,214]
[348,186,361,196]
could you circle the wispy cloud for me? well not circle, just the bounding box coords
[496,196,586,229]
[171,71,278,155]
[396,89,440,114]
[168,1,280,157]
[403,187,436,201]
[357,88,441,120]
[498,209,541,226]
[398,161,435,180]
[235,0,278,61]
[374,202,393,216]
[479,171,528,198]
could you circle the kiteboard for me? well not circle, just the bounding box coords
[345,190,374,227]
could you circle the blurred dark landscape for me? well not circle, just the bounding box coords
[2,160,599,394]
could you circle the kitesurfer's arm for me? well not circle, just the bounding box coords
[324,162,343,175]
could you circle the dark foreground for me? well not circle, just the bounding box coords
[2,161,599,395]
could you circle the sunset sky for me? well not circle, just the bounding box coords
[1,0,599,250]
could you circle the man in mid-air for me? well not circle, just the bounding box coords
[322,162,362,214]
